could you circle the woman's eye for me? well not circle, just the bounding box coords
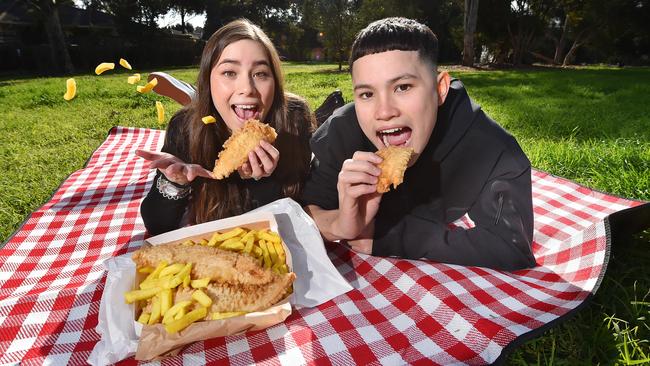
[222,71,236,78]
[396,84,411,92]
[253,71,270,79]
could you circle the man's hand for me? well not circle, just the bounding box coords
[136,149,214,185]
[332,151,383,240]
[237,140,280,181]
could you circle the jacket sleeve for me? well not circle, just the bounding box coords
[372,164,536,271]
[140,110,191,236]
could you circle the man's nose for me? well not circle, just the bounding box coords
[374,95,399,121]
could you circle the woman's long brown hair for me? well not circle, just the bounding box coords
[186,19,313,224]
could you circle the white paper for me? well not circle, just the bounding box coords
[89,198,352,365]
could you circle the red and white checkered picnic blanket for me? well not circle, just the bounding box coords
[1,127,647,365]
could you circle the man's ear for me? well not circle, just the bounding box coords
[436,71,451,105]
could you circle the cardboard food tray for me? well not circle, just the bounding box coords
[132,211,294,360]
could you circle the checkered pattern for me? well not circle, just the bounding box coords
[0,127,646,365]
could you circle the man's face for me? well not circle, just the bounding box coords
[352,50,449,165]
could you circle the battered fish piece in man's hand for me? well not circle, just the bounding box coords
[376,146,414,193]
[213,119,277,179]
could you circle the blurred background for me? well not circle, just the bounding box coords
[2,0,649,76]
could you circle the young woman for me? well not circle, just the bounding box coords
[137,19,316,235]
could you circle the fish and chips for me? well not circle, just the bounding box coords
[126,227,294,334]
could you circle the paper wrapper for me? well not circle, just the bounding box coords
[88,198,353,365]
[134,212,292,360]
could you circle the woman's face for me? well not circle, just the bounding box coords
[210,39,276,132]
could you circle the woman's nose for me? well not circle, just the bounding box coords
[237,74,255,96]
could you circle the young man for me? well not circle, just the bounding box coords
[301,17,536,271]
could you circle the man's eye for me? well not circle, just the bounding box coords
[395,84,411,92]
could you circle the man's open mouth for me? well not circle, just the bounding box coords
[377,126,412,147]
[232,104,261,121]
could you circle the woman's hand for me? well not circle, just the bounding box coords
[136,150,214,185]
[237,140,280,181]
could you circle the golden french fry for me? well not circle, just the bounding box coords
[259,241,272,269]
[155,101,165,124]
[137,312,150,324]
[211,311,246,320]
[175,307,186,320]
[159,263,184,278]
[181,239,195,246]
[160,288,172,315]
[202,115,216,124]
[164,306,207,334]
[183,273,191,288]
[200,238,209,246]
[252,245,263,258]
[95,62,114,75]
[162,300,192,324]
[137,77,158,93]
[220,238,244,251]
[127,73,141,84]
[272,263,289,274]
[267,239,279,265]
[165,263,192,289]
[138,266,154,274]
[140,275,171,290]
[119,58,132,70]
[207,232,220,247]
[124,287,160,303]
[273,241,286,264]
[148,296,161,324]
[259,232,281,244]
[216,228,245,242]
[192,289,213,307]
[241,230,256,242]
[144,260,168,282]
[191,277,210,288]
[243,236,254,254]
[63,78,76,101]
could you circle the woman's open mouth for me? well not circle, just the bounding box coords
[377,126,412,147]
[232,104,261,121]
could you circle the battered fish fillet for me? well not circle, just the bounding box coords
[173,272,296,313]
[132,243,274,286]
[376,146,414,193]
[213,119,277,179]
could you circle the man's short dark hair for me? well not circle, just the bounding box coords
[349,17,438,71]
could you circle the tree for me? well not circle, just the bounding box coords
[25,0,75,75]
[462,0,479,66]
[169,0,204,33]
[303,0,360,71]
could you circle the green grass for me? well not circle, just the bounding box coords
[0,64,648,364]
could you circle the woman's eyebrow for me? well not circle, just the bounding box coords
[217,59,270,67]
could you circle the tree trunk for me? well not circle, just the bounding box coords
[462,0,479,66]
[204,1,220,40]
[180,8,186,33]
[43,4,74,75]
[553,14,569,64]
[562,30,591,67]
[562,39,580,66]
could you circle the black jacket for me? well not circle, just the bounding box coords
[302,79,536,271]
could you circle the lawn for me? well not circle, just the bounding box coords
[0,64,648,364]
